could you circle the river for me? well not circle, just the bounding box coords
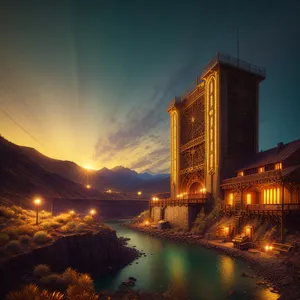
[95,220,279,300]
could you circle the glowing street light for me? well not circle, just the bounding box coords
[145,220,149,226]
[86,184,91,189]
[137,191,142,200]
[89,209,96,218]
[33,198,41,225]
[69,210,75,216]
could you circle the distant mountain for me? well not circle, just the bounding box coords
[19,140,170,196]
[0,136,119,206]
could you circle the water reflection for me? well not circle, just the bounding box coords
[219,255,234,285]
[164,245,189,297]
[95,221,280,300]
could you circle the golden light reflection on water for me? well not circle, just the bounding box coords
[165,246,189,297]
[219,255,234,285]
[256,288,280,300]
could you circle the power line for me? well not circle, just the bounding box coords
[0,108,44,147]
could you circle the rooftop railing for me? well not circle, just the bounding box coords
[200,52,266,79]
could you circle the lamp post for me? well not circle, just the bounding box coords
[90,209,96,218]
[137,191,142,200]
[34,198,41,225]
[69,210,75,218]
[86,184,91,189]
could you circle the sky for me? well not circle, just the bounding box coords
[0,0,300,174]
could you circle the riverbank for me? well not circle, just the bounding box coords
[126,223,300,300]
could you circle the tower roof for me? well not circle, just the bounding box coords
[200,52,266,79]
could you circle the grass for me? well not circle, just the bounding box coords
[7,265,170,300]
[0,204,107,260]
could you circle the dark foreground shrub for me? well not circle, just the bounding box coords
[33,264,51,278]
[5,240,21,254]
[0,233,9,246]
[19,235,31,244]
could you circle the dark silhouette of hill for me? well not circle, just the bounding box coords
[0,136,121,205]
[8,138,169,197]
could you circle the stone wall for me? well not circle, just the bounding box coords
[164,206,189,229]
[151,206,162,222]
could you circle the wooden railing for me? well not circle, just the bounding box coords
[150,193,208,207]
[246,204,300,211]
[221,203,300,213]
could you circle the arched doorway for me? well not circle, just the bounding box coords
[189,182,202,194]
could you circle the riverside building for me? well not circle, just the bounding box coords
[150,53,300,232]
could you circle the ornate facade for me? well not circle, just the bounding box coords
[151,52,300,229]
[167,53,264,204]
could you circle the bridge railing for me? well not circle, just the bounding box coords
[150,193,208,207]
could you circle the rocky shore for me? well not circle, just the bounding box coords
[0,227,139,298]
[126,224,300,300]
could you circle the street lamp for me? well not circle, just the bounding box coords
[34,198,41,225]
[89,209,96,218]
[86,184,91,189]
[69,210,75,216]
[137,191,142,200]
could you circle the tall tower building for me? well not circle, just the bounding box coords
[167,53,265,205]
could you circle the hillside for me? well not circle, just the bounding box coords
[20,146,170,195]
[0,137,121,205]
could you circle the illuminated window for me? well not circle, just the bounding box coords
[258,167,265,173]
[275,162,282,170]
[238,171,244,177]
[229,193,233,205]
[246,194,251,205]
[263,188,281,204]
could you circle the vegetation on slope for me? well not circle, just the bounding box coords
[0,205,108,261]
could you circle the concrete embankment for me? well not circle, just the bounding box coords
[127,224,300,300]
[0,227,139,298]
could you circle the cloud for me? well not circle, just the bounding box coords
[93,56,198,173]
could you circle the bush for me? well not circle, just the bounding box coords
[54,213,71,224]
[33,264,51,277]
[75,223,88,233]
[0,206,15,218]
[39,210,52,219]
[61,268,79,285]
[40,273,60,287]
[66,274,98,300]
[83,216,94,224]
[10,205,23,214]
[5,240,21,254]
[6,284,64,300]
[41,221,61,231]
[0,233,9,246]
[17,224,36,236]
[33,231,50,245]
[61,222,76,233]
[19,234,31,244]
[2,226,19,240]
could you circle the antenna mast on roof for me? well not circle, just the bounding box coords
[237,27,240,66]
